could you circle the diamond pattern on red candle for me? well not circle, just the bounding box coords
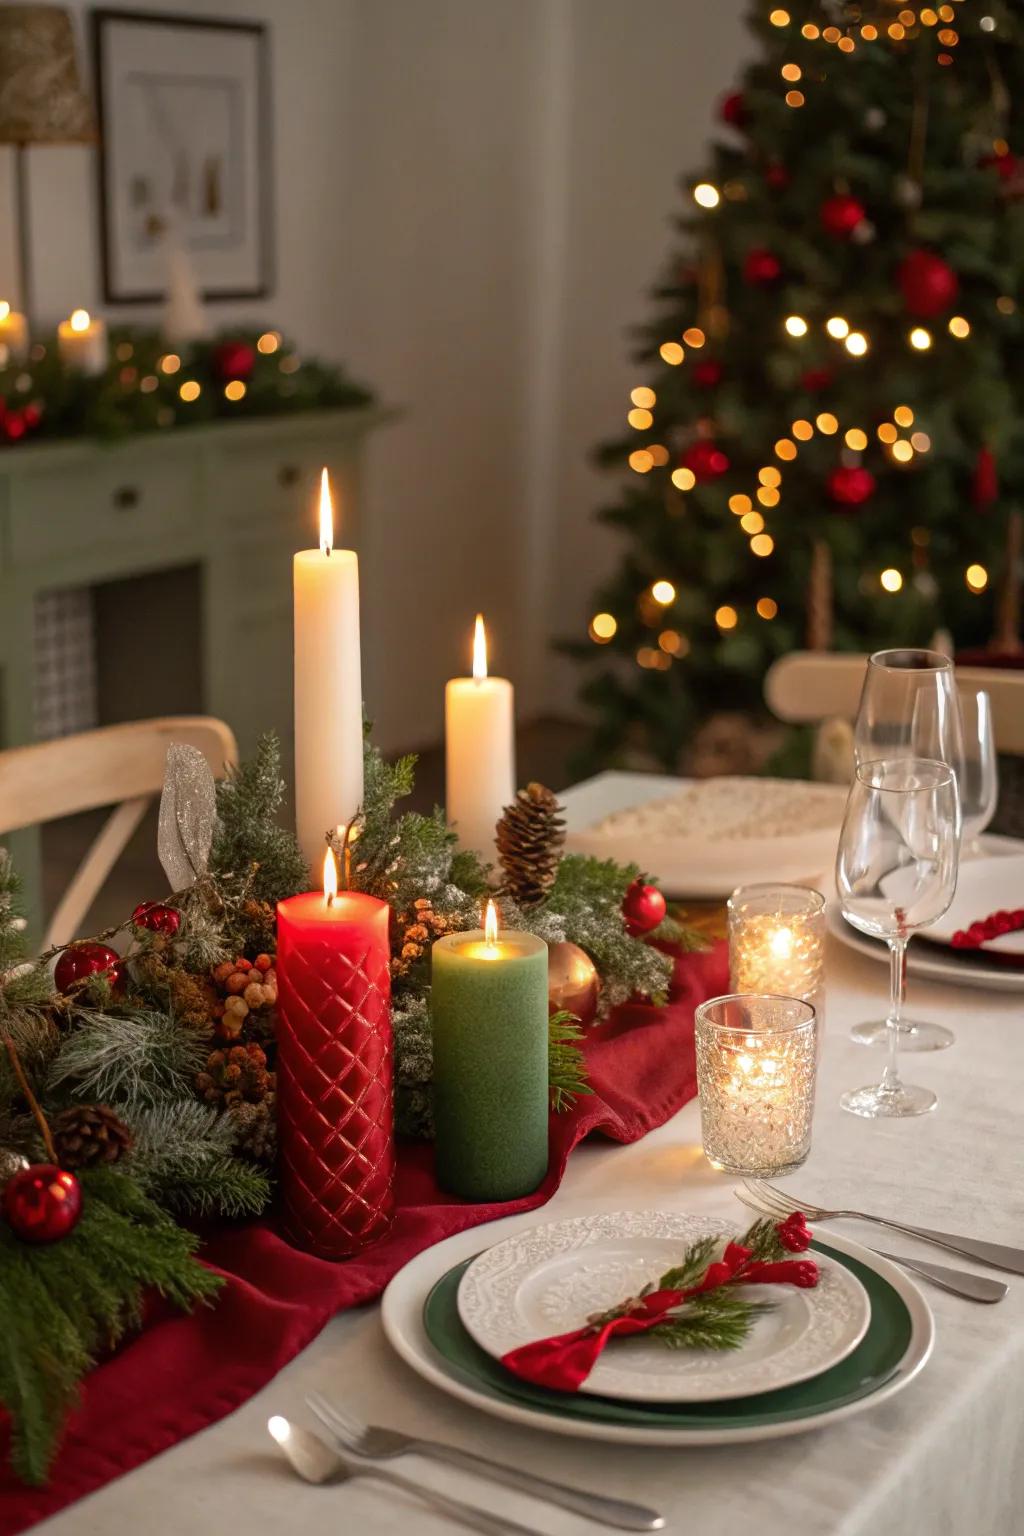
[276,938,395,1258]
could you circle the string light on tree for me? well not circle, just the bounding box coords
[880,568,904,592]
[715,605,738,630]
[910,432,931,452]
[826,316,850,339]
[740,511,765,534]
[729,493,752,515]
[694,183,720,208]
[631,386,656,408]
[844,428,868,450]
[629,449,653,473]
[628,407,653,429]
[671,466,697,490]
[844,331,869,356]
[651,579,676,605]
[775,438,797,460]
[909,327,932,350]
[683,327,706,347]
[784,315,808,337]
[756,597,778,620]
[792,419,814,441]
[878,422,898,443]
[894,405,915,427]
[660,341,684,364]
[816,412,839,435]
[589,612,617,643]
[769,7,790,24]
[750,533,775,556]
[966,564,989,593]
[949,316,970,338]
[891,440,914,463]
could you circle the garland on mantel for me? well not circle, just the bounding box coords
[0,731,704,1484]
[0,326,374,447]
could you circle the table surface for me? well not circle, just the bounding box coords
[37,918,1024,1536]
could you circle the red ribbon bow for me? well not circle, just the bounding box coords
[500,1237,817,1393]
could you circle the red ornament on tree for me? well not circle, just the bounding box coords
[692,358,724,389]
[622,879,667,937]
[828,464,876,507]
[4,409,27,443]
[54,942,124,995]
[719,90,748,129]
[820,193,867,239]
[972,445,998,508]
[743,247,782,286]
[764,162,790,192]
[132,901,182,936]
[982,150,1018,183]
[682,439,730,480]
[3,1164,82,1243]
[799,367,835,393]
[898,249,959,318]
[212,339,257,382]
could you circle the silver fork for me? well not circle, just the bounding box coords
[735,1188,1006,1303]
[269,1415,542,1536]
[307,1391,665,1531]
[740,1181,1018,1286]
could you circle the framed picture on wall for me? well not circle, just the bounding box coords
[91,9,273,303]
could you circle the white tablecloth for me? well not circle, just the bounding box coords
[36,929,1024,1536]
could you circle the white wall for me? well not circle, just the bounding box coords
[0,0,749,752]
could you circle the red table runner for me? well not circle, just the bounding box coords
[0,941,727,1535]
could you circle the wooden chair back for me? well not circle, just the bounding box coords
[0,716,238,949]
[765,652,1024,755]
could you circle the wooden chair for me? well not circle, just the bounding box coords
[0,717,237,949]
[765,652,1024,755]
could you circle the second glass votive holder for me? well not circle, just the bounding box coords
[695,994,818,1177]
[727,883,826,1034]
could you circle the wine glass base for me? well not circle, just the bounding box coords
[841,1081,938,1119]
[850,1017,954,1052]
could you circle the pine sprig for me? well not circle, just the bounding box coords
[127,1100,270,1218]
[548,1011,592,1112]
[0,1165,220,1486]
[657,1234,720,1292]
[209,732,309,906]
[46,1010,208,1112]
[651,1291,774,1351]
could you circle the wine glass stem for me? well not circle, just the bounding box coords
[884,936,907,1091]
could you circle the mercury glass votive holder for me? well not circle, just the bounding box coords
[695,994,817,1177]
[727,884,826,1033]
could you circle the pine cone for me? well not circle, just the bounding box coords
[391,898,458,978]
[496,783,566,906]
[51,1103,133,1168]
[230,1100,277,1166]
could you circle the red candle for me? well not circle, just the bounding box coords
[276,851,395,1257]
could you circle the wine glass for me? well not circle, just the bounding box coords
[850,648,963,1051]
[836,759,959,1118]
[958,689,998,858]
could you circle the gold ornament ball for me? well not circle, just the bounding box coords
[547,941,600,1025]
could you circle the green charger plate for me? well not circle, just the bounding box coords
[423,1241,913,1432]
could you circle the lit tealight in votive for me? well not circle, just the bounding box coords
[728,883,825,1040]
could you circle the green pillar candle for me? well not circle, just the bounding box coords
[431,918,549,1201]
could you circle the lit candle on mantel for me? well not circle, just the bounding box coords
[431,898,548,1200]
[56,308,107,376]
[445,614,515,863]
[293,468,364,873]
[0,301,28,365]
[276,848,394,1256]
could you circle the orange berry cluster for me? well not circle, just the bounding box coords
[211,953,278,1039]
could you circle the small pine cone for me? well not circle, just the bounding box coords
[496,783,566,906]
[231,1100,277,1166]
[51,1103,133,1169]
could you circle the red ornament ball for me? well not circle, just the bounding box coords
[3,1164,82,1243]
[682,440,730,481]
[820,193,867,239]
[132,901,182,936]
[54,942,124,995]
[719,90,748,129]
[692,358,724,389]
[972,445,998,508]
[799,367,835,393]
[743,247,782,286]
[212,339,257,382]
[622,879,667,938]
[764,162,790,192]
[898,249,959,318]
[828,464,876,507]
[982,150,1018,183]
[4,410,27,442]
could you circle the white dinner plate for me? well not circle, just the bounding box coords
[455,1211,870,1403]
[826,901,1024,993]
[560,772,847,898]
[918,854,1024,955]
[380,1214,935,1448]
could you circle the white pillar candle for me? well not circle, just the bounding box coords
[57,309,107,376]
[293,468,364,873]
[0,301,28,364]
[445,614,515,863]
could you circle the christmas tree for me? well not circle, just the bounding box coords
[571,0,1023,774]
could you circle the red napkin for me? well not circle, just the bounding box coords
[0,941,727,1536]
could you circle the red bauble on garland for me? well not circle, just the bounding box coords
[132,901,182,936]
[719,90,748,129]
[212,339,257,382]
[898,249,959,318]
[622,879,667,937]
[743,247,782,286]
[972,445,998,508]
[799,367,835,393]
[54,942,124,995]
[692,358,724,389]
[2,1163,82,1243]
[828,464,876,507]
[820,193,866,239]
[682,439,730,480]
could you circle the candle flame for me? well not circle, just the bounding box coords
[319,467,334,556]
[0,302,9,321]
[472,613,488,680]
[70,308,90,333]
[484,898,499,944]
[770,926,794,960]
[323,847,338,906]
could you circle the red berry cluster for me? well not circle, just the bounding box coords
[776,1210,812,1253]
[951,909,1024,949]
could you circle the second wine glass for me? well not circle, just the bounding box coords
[836,758,959,1119]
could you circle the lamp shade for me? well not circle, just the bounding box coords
[0,5,95,145]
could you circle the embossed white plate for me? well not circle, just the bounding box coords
[455,1211,870,1403]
